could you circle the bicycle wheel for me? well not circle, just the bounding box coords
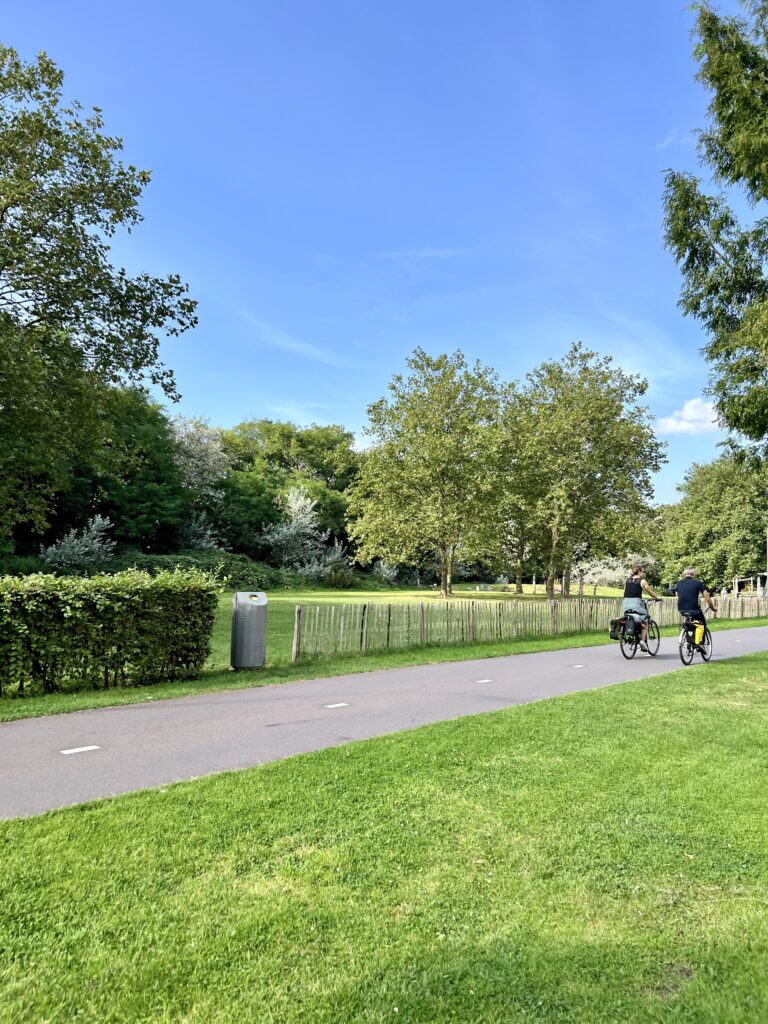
[620,630,638,659]
[645,620,660,657]
[700,626,713,662]
[679,628,694,665]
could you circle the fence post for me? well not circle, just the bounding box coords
[291,605,303,662]
[418,603,425,644]
[359,603,368,651]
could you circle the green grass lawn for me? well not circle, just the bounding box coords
[0,587,765,723]
[1,652,767,1022]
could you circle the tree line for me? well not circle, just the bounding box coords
[4,5,768,593]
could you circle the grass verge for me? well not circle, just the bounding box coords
[1,652,767,1022]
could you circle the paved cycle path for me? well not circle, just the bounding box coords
[2,625,767,819]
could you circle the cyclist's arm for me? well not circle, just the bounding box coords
[701,587,717,614]
[641,579,659,600]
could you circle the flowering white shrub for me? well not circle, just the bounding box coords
[372,559,400,585]
[262,488,328,568]
[297,541,355,588]
[40,515,116,571]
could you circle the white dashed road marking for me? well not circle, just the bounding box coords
[324,703,349,709]
[60,745,100,755]
[572,664,586,669]
[474,678,493,683]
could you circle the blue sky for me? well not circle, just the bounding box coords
[6,0,746,502]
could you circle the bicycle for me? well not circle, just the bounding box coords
[619,598,661,660]
[678,609,714,665]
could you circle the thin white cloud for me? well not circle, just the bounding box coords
[657,398,720,435]
[243,315,348,367]
[656,128,694,151]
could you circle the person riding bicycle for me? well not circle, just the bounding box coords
[672,568,716,638]
[622,564,660,652]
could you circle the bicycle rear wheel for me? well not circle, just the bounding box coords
[645,620,660,657]
[620,630,638,659]
[679,628,694,665]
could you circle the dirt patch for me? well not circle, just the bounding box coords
[645,962,694,999]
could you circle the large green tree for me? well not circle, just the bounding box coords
[45,389,189,553]
[496,345,666,598]
[0,46,196,396]
[663,2,768,445]
[0,46,196,541]
[0,316,107,541]
[658,455,768,585]
[218,419,359,550]
[347,349,501,596]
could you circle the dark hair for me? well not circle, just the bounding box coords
[631,564,643,576]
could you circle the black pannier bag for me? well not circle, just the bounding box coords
[609,617,625,640]
[624,614,638,637]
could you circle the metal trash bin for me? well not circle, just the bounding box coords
[231,591,268,669]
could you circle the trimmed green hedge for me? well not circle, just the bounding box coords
[101,551,301,590]
[0,570,219,697]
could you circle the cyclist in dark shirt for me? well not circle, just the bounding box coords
[622,564,659,652]
[672,567,717,625]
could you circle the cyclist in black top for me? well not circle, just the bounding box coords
[672,567,717,624]
[622,564,660,651]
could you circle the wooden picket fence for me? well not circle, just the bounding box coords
[290,596,768,662]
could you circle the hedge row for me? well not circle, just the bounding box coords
[101,551,304,590]
[0,550,305,590]
[0,570,219,697]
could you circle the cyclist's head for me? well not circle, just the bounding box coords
[683,566,696,577]
[631,564,643,577]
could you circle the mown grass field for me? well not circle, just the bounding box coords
[1,652,767,1022]
[1,587,765,723]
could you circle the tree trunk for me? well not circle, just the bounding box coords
[563,561,572,597]
[515,551,524,594]
[439,547,454,598]
[578,573,584,598]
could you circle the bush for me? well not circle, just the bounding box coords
[80,551,303,591]
[297,541,356,589]
[0,570,219,697]
[0,554,51,576]
[372,559,400,585]
[40,514,116,570]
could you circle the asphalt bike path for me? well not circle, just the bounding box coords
[2,625,767,818]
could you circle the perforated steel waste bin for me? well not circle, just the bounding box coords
[231,591,268,669]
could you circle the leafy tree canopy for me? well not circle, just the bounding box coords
[0,315,108,540]
[658,454,768,585]
[0,46,196,398]
[348,348,502,596]
[664,2,768,445]
[495,345,666,597]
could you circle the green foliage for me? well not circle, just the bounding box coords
[348,348,502,596]
[494,344,666,596]
[40,514,116,570]
[658,454,768,584]
[0,318,109,538]
[0,570,218,696]
[220,419,359,542]
[44,388,190,553]
[94,550,302,591]
[296,541,356,588]
[663,2,768,444]
[0,46,196,399]
[0,553,50,576]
